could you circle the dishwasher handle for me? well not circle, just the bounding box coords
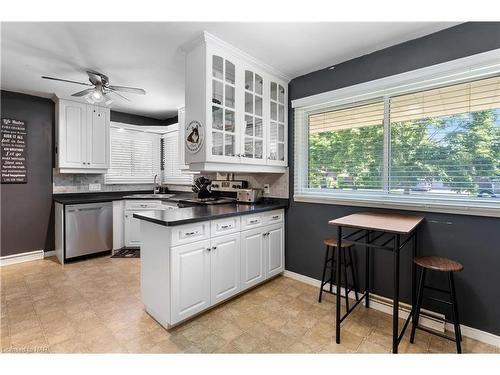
[68,207,103,212]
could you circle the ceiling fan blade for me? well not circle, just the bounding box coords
[108,90,130,101]
[41,76,93,86]
[71,88,95,97]
[86,71,104,86]
[108,85,146,95]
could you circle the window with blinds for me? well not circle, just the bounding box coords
[105,126,161,184]
[302,75,500,202]
[390,76,500,198]
[162,130,193,185]
[308,101,385,191]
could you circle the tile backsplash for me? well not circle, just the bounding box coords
[202,171,289,198]
[53,170,289,198]
[52,170,192,194]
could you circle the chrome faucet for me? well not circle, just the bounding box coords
[153,174,160,195]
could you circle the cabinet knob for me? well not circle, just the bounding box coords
[206,248,211,252]
[212,246,217,250]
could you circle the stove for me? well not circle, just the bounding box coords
[179,197,236,206]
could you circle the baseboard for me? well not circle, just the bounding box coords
[283,269,500,348]
[0,250,45,266]
[44,250,56,258]
[445,321,500,348]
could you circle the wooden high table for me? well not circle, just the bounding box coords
[329,212,424,354]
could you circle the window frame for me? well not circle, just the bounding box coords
[292,49,500,217]
[105,122,164,185]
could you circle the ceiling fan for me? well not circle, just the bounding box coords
[41,70,146,105]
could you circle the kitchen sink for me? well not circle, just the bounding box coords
[123,193,175,199]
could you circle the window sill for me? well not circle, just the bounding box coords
[293,193,500,218]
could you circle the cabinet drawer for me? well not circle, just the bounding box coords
[171,221,210,247]
[240,213,265,230]
[263,209,284,224]
[210,216,240,237]
[125,200,161,210]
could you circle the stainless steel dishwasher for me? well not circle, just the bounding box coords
[65,202,113,259]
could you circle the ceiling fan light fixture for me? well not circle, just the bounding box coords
[42,70,143,107]
[84,84,111,105]
[92,89,103,100]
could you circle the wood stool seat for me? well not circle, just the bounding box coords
[414,256,463,272]
[323,238,353,248]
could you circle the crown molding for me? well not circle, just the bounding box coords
[181,31,291,83]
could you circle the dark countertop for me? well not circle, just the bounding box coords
[53,191,194,205]
[133,199,288,226]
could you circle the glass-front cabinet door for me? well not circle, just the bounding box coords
[241,69,266,164]
[268,81,286,165]
[210,55,238,160]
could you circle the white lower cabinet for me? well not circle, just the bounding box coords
[210,233,241,304]
[142,209,285,327]
[240,227,266,290]
[265,223,285,278]
[123,200,172,247]
[171,239,211,324]
[124,212,142,247]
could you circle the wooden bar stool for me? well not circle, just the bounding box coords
[410,256,464,353]
[318,238,360,311]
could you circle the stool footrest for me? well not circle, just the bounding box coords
[416,325,457,342]
[426,296,452,306]
[424,285,451,294]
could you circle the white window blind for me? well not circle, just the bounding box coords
[162,130,193,185]
[308,101,385,191]
[390,76,500,197]
[105,126,160,184]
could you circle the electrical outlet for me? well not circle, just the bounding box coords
[263,184,270,194]
[89,183,101,191]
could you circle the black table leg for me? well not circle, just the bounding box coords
[336,225,342,344]
[393,234,401,353]
[365,230,370,308]
[411,231,417,326]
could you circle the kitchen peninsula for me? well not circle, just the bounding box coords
[134,200,287,328]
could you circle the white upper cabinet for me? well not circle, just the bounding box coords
[86,105,109,169]
[56,99,110,173]
[184,32,290,173]
[57,100,87,169]
[242,68,266,165]
[210,54,239,162]
[268,82,287,166]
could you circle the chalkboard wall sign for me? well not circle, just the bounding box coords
[1,118,28,184]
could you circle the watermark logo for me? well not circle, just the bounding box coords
[2,346,49,353]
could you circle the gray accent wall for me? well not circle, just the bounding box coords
[1,91,55,257]
[286,22,500,335]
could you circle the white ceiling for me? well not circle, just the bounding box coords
[1,22,460,120]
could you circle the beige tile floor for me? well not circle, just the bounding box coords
[1,256,497,354]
